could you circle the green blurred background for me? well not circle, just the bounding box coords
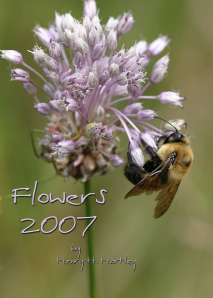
[0,0,213,297]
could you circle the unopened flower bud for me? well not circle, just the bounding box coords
[137,55,151,68]
[95,105,105,121]
[109,63,120,77]
[54,90,62,100]
[30,46,46,66]
[63,29,73,47]
[88,26,101,46]
[91,42,104,60]
[1,50,23,64]
[129,139,140,151]
[130,148,145,167]
[56,12,75,33]
[33,27,54,46]
[98,70,109,85]
[73,52,86,67]
[75,23,87,41]
[127,84,141,98]
[158,91,185,107]
[141,131,158,150]
[135,40,147,57]
[91,15,101,27]
[58,140,75,154]
[164,119,186,131]
[117,72,127,86]
[34,103,52,115]
[150,55,169,84]
[116,12,134,35]
[137,109,156,121]
[47,71,60,84]
[88,71,99,89]
[110,154,125,167]
[106,30,117,51]
[43,83,55,98]
[66,98,77,111]
[83,15,91,33]
[75,37,89,54]
[105,17,119,34]
[129,129,140,144]
[49,100,63,112]
[126,46,136,58]
[123,102,142,114]
[23,82,37,95]
[52,131,64,143]
[11,68,30,83]
[59,68,72,82]
[47,40,62,59]
[147,35,171,57]
[83,0,97,19]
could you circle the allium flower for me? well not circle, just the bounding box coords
[1,0,187,182]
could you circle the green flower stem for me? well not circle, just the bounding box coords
[84,180,98,298]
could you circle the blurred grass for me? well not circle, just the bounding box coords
[0,0,213,297]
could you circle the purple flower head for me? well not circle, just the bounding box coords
[1,0,188,182]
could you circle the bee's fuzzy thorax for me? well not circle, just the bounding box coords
[158,142,194,180]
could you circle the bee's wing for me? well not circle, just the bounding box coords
[154,180,181,218]
[124,153,175,199]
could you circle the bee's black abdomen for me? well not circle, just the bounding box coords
[143,160,156,172]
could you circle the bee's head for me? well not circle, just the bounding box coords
[154,117,190,145]
[164,132,190,145]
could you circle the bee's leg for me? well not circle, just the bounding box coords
[127,150,133,164]
[140,138,158,159]
[140,138,162,173]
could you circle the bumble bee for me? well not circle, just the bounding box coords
[124,118,194,218]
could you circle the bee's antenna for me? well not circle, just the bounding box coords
[154,116,178,132]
